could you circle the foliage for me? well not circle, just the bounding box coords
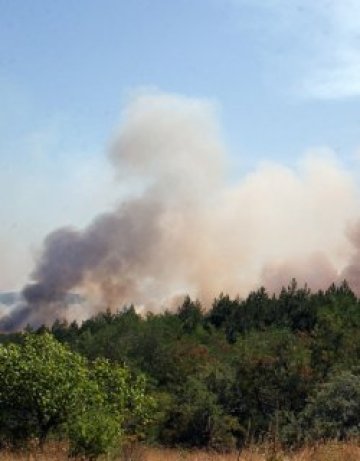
[0,333,89,447]
[177,296,204,333]
[2,280,360,452]
[68,409,120,460]
[160,376,240,451]
[0,333,154,459]
[294,371,360,443]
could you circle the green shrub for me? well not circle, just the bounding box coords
[283,371,360,444]
[68,408,121,460]
[0,333,154,459]
[160,377,239,451]
[0,333,90,447]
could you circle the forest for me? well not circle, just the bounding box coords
[1,279,360,459]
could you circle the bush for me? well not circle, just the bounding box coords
[160,377,239,451]
[284,371,360,444]
[0,333,154,459]
[0,333,90,447]
[68,409,121,460]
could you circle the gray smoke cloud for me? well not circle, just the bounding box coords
[1,91,360,330]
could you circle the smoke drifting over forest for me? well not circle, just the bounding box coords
[2,92,360,330]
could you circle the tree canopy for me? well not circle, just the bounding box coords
[1,280,360,456]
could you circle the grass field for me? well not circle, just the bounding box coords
[134,444,360,461]
[2,442,360,461]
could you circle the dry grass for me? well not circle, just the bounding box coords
[0,441,69,460]
[1,442,360,461]
[143,443,360,461]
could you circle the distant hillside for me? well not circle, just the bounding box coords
[0,292,84,306]
[0,292,21,305]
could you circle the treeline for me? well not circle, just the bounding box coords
[2,279,360,453]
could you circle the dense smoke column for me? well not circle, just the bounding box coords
[0,197,164,330]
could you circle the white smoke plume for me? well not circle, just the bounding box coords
[1,91,360,330]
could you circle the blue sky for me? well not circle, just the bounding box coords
[1,0,360,290]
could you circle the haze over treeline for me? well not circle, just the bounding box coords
[2,91,360,330]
